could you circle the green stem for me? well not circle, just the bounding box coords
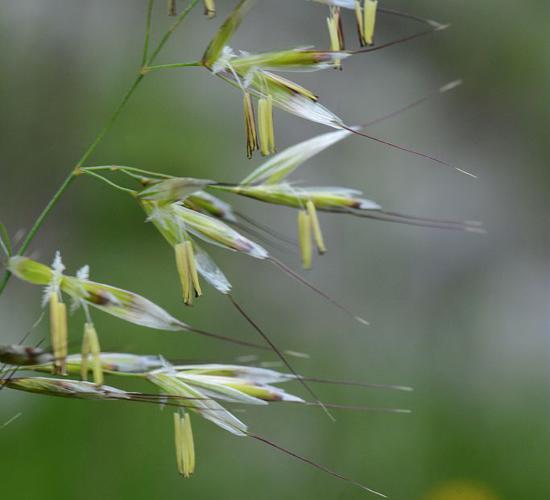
[83,165,173,179]
[0,0,201,296]
[76,74,145,170]
[81,170,138,196]
[146,0,201,65]
[144,61,202,72]
[142,0,155,66]
[0,172,77,294]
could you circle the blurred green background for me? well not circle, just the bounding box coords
[1,1,549,498]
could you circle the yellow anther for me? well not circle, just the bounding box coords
[185,240,202,298]
[80,326,90,381]
[168,0,177,16]
[175,243,192,305]
[243,92,258,159]
[174,412,195,478]
[327,7,344,69]
[203,0,216,18]
[83,322,103,386]
[49,293,67,375]
[297,210,313,270]
[175,241,202,305]
[363,0,378,46]
[355,0,365,46]
[306,200,326,254]
[258,96,276,156]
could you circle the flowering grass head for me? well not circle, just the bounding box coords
[0,0,481,495]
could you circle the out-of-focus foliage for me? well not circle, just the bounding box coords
[0,1,548,499]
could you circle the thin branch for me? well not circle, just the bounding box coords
[80,170,138,195]
[142,0,155,66]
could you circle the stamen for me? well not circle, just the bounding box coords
[243,92,258,159]
[306,200,326,254]
[297,210,312,269]
[174,240,202,304]
[175,242,192,305]
[49,293,67,375]
[327,7,344,69]
[168,0,177,16]
[258,96,276,156]
[80,325,90,381]
[174,412,196,478]
[363,0,378,46]
[185,241,202,299]
[354,0,365,46]
[266,95,275,154]
[84,322,103,386]
[203,0,216,18]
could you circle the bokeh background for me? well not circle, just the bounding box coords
[1,1,549,498]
